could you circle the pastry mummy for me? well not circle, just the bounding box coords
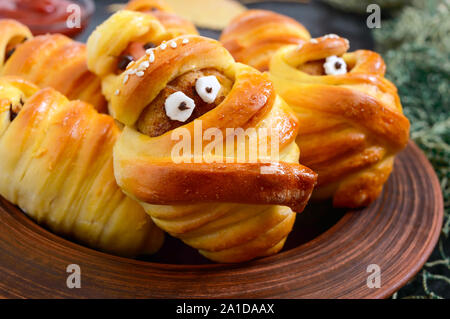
[269,35,410,207]
[109,36,317,263]
[220,9,311,71]
[0,20,107,113]
[0,76,164,257]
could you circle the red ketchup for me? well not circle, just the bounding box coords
[0,0,90,37]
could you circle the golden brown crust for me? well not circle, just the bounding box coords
[119,161,317,213]
[0,21,107,113]
[220,10,311,71]
[269,35,410,207]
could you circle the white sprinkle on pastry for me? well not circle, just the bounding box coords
[170,41,177,48]
[165,91,196,122]
[195,76,221,104]
[182,38,189,44]
[139,61,149,69]
[324,33,339,39]
[323,55,347,75]
[310,38,318,44]
[148,50,155,63]
[115,89,120,96]
[160,42,167,50]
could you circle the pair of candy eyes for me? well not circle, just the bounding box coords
[165,75,221,122]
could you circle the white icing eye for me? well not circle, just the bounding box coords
[164,91,196,122]
[195,76,221,104]
[323,55,347,75]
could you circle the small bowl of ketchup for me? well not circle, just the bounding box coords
[0,0,94,38]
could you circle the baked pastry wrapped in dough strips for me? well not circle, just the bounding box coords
[220,10,310,72]
[0,20,107,113]
[269,35,410,208]
[87,10,197,104]
[110,36,317,263]
[0,76,164,257]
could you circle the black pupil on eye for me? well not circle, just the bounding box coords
[5,47,15,61]
[143,42,156,50]
[117,55,134,71]
[178,102,189,111]
[335,61,342,69]
[205,87,212,93]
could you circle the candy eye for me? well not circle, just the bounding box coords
[164,91,196,122]
[323,55,347,75]
[195,76,221,104]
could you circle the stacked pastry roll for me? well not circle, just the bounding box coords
[108,35,317,262]
[0,76,164,256]
[0,20,107,113]
[221,10,410,208]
